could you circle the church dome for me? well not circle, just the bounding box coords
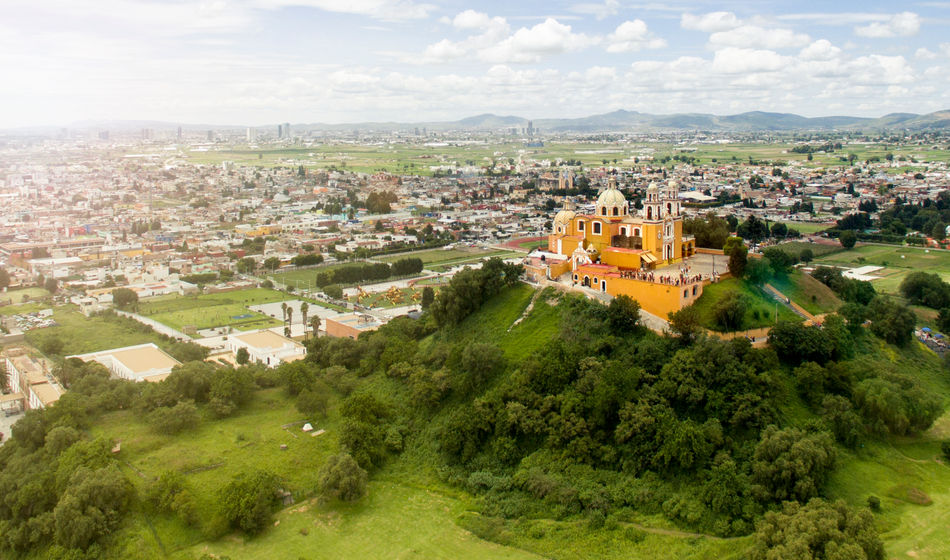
[554,208,576,226]
[595,178,627,217]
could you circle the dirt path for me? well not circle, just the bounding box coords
[508,289,545,332]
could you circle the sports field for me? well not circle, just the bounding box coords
[137,288,294,332]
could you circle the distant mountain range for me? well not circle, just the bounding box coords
[8,109,950,135]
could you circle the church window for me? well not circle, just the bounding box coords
[601,207,607,216]
[667,203,672,214]
[634,228,640,237]
[683,289,688,298]
[578,221,585,232]
[620,227,627,236]
[692,286,697,296]
[593,222,601,235]
[612,207,618,216]
[647,207,652,220]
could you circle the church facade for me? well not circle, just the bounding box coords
[535,178,704,318]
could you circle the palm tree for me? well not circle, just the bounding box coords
[300,302,309,337]
[310,315,321,338]
[286,308,294,334]
[280,302,288,322]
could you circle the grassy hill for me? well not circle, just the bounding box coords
[5,280,950,560]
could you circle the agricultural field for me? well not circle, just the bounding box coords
[137,288,296,332]
[811,244,950,295]
[181,141,950,176]
[691,277,802,332]
[771,240,843,260]
[267,262,365,292]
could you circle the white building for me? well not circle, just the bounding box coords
[226,329,306,367]
[68,343,181,382]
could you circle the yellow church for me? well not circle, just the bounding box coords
[528,177,704,318]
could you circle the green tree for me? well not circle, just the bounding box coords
[236,257,257,274]
[668,305,703,344]
[751,425,836,503]
[421,286,435,309]
[0,267,9,289]
[235,347,250,365]
[45,277,59,294]
[723,237,748,278]
[799,248,814,263]
[608,294,641,332]
[219,470,282,534]
[323,284,343,299]
[263,257,281,271]
[713,291,747,331]
[750,498,884,560]
[111,287,138,309]
[318,453,368,502]
[839,230,857,249]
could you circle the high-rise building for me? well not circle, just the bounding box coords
[283,122,291,138]
[207,130,214,141]
[177,126,182,141]
[246,128,253,142]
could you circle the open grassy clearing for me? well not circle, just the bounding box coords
[427,251,523,272]
[813,244,950,295]
[691,278,801,331]
[138,288,295,332]
[772,240,843,259]
[770,269,842,315]
[24,306,172,355]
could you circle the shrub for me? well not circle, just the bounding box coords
[750,498,883,560]
[218,470,282,534]
[148,401,200,435]
[318,453,368,502]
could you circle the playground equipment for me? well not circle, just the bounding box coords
[356,286,370,302]
[385,286,403,304]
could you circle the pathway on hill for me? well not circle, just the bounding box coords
[763,283,817,323]
[114,309,191,341]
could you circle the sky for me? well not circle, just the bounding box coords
[2,0,950,127]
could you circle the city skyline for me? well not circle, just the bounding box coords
[2,1,950,127]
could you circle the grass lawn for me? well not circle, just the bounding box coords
[378,247,522,272]
[24,306,173,356]
[94,389,341,558]
[138,288,294,332]
[777,221,834,235]
[770,269,842,315]
[772,240,843,260]
[692,278,801,332]
[813,244,950,295]
[4,286,51,302]
[518,239,548,251]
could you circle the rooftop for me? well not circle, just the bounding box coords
[235,330,301,350]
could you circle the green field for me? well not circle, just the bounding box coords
[772,240,843,259]
[348,286,433,309]
[379,247,523,272]
[692,277,802,331]
[812,244,950,295]
[777,221,834,235]
[138,288,293,332]
[180,141,950,176]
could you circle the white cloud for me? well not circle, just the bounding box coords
[799,39,842,61]
[712,47,789,73]
[854,12,920,38]
[681,12,741,32]
[254,0,436,20]
[916,47,937,60]
[709,25,811,50]
[571,0,620,20]
[421,16,596,64]
[481,18,597,63]
[606,19,666,52]
[450,9,493,29]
